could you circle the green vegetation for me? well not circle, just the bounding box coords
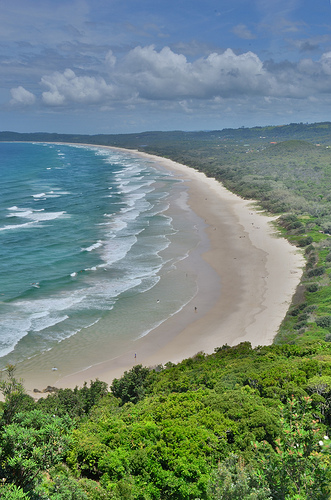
[2,121,331,497]
[1,344,331,498]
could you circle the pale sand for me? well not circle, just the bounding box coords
[40,147,305,391]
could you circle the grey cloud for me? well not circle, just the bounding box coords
[298,41,319,52]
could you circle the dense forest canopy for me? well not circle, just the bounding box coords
[1,121,331,498]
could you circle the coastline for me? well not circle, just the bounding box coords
[12,145,305,394]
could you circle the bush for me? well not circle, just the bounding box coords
[254,397,331,499]
[289,303,307,316]
[293,321,307,330]
[307,266,325,278]
[316,316,331,330]
[305,244,315,254]
[207,454,272,499]
[0,484,30,499]
[307,283,319,293]
[111,365,152,405]
[298,236,313,247]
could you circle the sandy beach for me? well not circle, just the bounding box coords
[49,148,304,389]
[12,147,305,394]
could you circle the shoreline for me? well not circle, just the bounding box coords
[11,144,305,393]
[54,147,305,390]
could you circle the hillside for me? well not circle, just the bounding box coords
[0,342,331,498]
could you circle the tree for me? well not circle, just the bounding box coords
[111,365,151,405]
[254,397,331,499]
[0,410,72,490]
[0,484,31,499]
[0,365,35,425]
[207,454,272,500]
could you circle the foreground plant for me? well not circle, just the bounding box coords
[254,396,331,499]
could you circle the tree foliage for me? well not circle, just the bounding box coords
[0,343,331,498]
[111,365,153,405]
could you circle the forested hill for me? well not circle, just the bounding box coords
[1,120,331,145]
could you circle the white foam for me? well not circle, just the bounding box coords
[7,208,34,218]
[82,240,103,252]
[6,206,68,224]
[0,221,35,232]
[102,234,137,267]
[30,311,70,332]
[32,192,46,199]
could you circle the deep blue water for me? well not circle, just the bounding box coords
[0,142,190,362]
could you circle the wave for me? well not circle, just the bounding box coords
[0,221,35,232]
[81,240,103,252]
[5,206,68,225]
[32,192,46,199]
[32,189,71,199]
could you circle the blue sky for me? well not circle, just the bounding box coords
[2,0,331,134]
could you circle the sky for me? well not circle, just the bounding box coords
[1,0,331,134]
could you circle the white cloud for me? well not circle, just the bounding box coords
[8,45,331,113]
[10,86,36,105]
[117,46,270,100]
[41,68,115,106]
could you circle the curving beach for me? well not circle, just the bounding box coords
[13,148,305,394]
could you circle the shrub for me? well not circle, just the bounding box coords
[289,303,307,316]
[305,244,315,254]
[0,484,31,499]
[111,365,152,405]
[298,236,313,247]
[254,397,331,499]
[316,316,331,330]
[207,454,272,499]
[307,266,325,278]
[294,321,307,330]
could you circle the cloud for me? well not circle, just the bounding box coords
[40,68,115,106]
[117,46,269,100]
[232,24,256,40]
[8,45,331,112]
[298,41,319,53]
[105,50,116,69]
[10,86,36,106]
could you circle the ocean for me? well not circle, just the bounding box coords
[0,142,202,374]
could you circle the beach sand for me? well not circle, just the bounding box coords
[14,148,305,395]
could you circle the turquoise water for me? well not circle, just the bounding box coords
[0,142,200,369]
